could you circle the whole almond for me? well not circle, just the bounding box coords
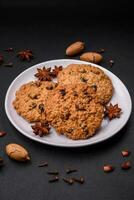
[66,41,85,56]
[6,143,30,162]
[80,52,103,64]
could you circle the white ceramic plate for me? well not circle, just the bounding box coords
[5,59,132,147]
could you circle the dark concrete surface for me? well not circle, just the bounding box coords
[0,12,134,200]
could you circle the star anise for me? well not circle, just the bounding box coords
[17,49,33,61]
[31,121,50,137]
[51,66,63,78]
[105,103,122,120]
[109,60,114,67]
[34,67,52,81]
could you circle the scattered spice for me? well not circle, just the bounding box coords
[103,165,115,172]
[47,170,59,175]
[31,121,50,137]
[49,176,59,183]
[0,130,7,137]
[5,47,13,52]
[51,66,63,78]
[38,161,48,167]
[121,161,131,170]
[17,49,33,61]
[121,150,130,157]
[109,59,114,67]
[105,103,122,120]
[63,178,74,185]
[35,67,52,81]
[59,89,66,96]
[66,169,77,174]
[3,62,13,67]
[97,48,105,53]
[73,177,85,184]
[0,54,4,65]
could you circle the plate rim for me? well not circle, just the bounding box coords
[5,59,132,148]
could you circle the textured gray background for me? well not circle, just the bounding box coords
[0,1,134,199]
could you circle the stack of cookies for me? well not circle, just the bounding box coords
[13,64,113,140]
